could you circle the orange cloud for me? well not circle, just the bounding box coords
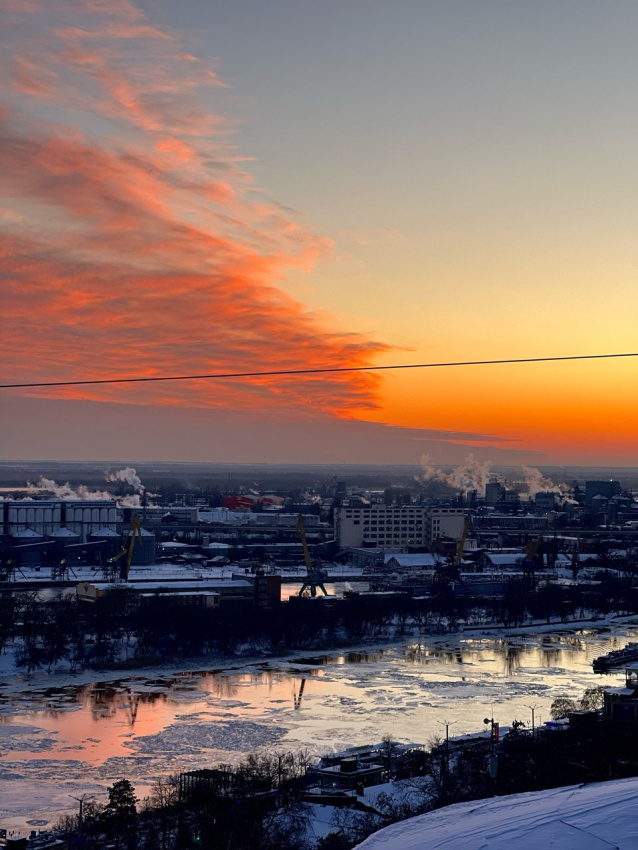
[154,137,196,164]
[0,1,389,419]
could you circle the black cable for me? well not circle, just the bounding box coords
[1,351,636,390]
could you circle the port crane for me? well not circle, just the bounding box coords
[522,533,543,582]
[296,514,328,597]
[434,515,472,592]
[108,515,142,581]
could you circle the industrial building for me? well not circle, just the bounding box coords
[2,499,117,541]
[335,504,466,549]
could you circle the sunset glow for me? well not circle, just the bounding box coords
[1,1,636,464]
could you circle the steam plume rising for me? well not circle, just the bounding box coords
[419,456,573,501]
[105,466,155,507]
[28,477,113,501]
[521,466,557,497]
[106,466,143,491]
[27,467,154,507]
[418,453,494,496]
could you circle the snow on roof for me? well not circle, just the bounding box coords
[483,553,524,565]
[354,776,638,849]
[384,554,437,566]
[90,527,121,536]
[139,590,220,598]
[12,528,43,538]
[82,579,252,591]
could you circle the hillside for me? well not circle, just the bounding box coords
[355,776,638,849]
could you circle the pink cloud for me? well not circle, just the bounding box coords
[12,56,58,97]
[0,1,389,419]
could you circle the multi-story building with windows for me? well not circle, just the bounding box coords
[336,504,465,550]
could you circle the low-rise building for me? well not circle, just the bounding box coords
[604,666,638,721]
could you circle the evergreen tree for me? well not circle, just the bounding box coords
[105,779,138,849]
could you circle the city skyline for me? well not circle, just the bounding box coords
[1,0,636,465]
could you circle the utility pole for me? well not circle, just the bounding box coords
[525,703,541,738]
[483,716,499,794]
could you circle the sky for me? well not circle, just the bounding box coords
[1,0,636,466]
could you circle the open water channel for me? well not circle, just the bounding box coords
[1,621,637,832]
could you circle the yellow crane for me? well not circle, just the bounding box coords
[108,515,142,581]
[296,514,328,597]
[435,514,470,591]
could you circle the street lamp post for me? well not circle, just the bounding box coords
[70,794,89,838]
[439,720,454,772]
[525,703,541,738]
[483,717,498,793]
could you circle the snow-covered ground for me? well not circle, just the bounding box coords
[7,562,364,585]
[355,777,638,849]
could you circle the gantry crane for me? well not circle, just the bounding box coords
[296,514,328,597]
[522,533,543,582]
[108,515,142,581]
[434,514,471,592]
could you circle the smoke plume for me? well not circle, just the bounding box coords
[521,466,557,498]
[418,456,574,503]
[27,470,156,507]
[28,477,113,501]
[106,466,143,491]
[418,453,495,496]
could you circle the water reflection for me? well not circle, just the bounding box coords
[0,624,636,775]
[293,651,388,666]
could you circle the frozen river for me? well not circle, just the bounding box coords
[1,621,636,832]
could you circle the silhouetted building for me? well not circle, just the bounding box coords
[585,480,621,507]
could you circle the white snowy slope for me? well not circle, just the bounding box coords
[354,777,638,849]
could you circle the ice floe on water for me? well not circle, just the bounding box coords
[0,725,44,738]
[124,720,286,756]
[1,759,86,782]
[0,725,59,753]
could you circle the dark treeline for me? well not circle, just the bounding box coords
[54,707,638,850]
[2,569,635,672]
[55,753,314,850]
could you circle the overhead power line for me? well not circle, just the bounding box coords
[1,351,636,391]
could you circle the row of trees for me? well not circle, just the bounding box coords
[2,568,635,672]
[57,753,315,850]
